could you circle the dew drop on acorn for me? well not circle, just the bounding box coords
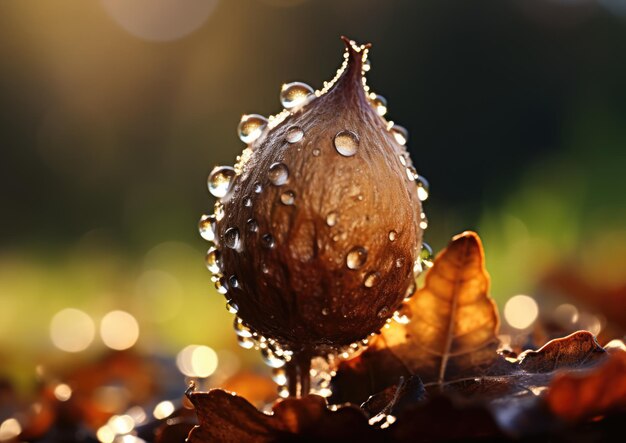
[405,165,417,181]
[369,93,387,116]
[254,182,263,194]
[404,280,416,300]
[285,126,305,144]
[326,212,338,227]
[261,233,276,249]
[246,218,259,233]
[238,335,255,349]
[215,276,229,294]
[198,213,217,242]
[228,275,239,288]
[420,242,434,269]
[205,247,221,274]
[419,212,428,230]
[364,272,378,288]
[391,125,408,146]
[224,227,241,250]
[280,82,314,110]
[377,306,390,319]
[268,162,289,186]
[346,246,367,270]
[393,309,410,325]
[416,175,430,201]
[234,317,253,338]
[280,190,296,205]
[388,230,397,242]
[208,166,236,198]
[226,300,239,314]
[334,130,359,157]
[312,148,321,157]
[243,196,252,207]
[262,348,286,368]
[238,114,268,144]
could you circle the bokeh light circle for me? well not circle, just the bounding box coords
[101,0,219,42]
[100,310,140,350]
[50,308,95,352]
[504,295,539,330]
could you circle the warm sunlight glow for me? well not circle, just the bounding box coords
[504,295,539,329]
[50,308,95,352]
[176,345,218,378]
[100,310,140,350]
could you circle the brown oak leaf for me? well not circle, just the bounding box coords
[186,389,378,442]
[545,347,626,422]
[333,231,500,403]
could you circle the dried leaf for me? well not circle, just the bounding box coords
[361,375,425,420]
[334,231,499,402]
[546,348,626,422]
[186,389,377,442]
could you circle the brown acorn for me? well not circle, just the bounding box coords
[201,37,428,362]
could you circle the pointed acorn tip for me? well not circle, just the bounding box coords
[340,35,372,51]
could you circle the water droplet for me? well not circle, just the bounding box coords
[237,335,255,349]
[398,154,407,166]
[243,196,252,207]
[224,227,241,250]
[198,213,217,242]
[369,93,387,116]
[377,306,390,319]
[214,201,225,221]
[393,309,411,325]
[363,59,371,72]
[262,348,285,368]
[419,212,428,230]
[228,275,239,288]
[285,126,304,143]
[261,262,270,274]
[312,148,321,157]
[234,318,253,338]
[346,246,367,270]
[268,162,289,186]
[322,308,330,316]
[208,166,236,198]
[246,218,258,233]
[238,114,268,144]
[334,130,359,157]
[280,82,314,109]
[395,257,405,268]
[420,243,434,269]
[404,281,416,300]
[261,234,275,249]
[364,272,379,288]
[205,247,221,274]
[280,190,295,205]
[391,125,409,145]
[253,182,263,193]
[388,230,397,242]
[406,165,417,181]
[272,368,287,386]
[416,175,430,201]
[326,212,338,227]
[215,276,228,295]
[226,300,239,314]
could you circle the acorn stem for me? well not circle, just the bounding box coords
[285,351,312,397]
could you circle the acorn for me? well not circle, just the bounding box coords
[201,37,428,391]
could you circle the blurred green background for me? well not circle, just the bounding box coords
[1,0,625,392]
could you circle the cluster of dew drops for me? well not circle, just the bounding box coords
[198,42,433,398]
